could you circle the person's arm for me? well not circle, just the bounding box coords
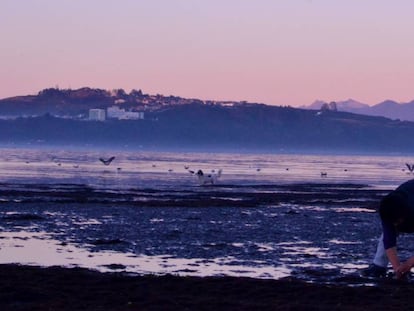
[382,220,401,276]
[385,247,400,273]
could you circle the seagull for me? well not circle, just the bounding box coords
[99,156,115,166]
[406,163,414,173]
[194,169,222,186]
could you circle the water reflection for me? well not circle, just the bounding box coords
[0,148,412,189]
[0,231,292,279]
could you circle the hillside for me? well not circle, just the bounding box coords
[0,87,204,118]
[1,102,414,153]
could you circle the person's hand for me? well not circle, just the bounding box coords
[395,259,414,279]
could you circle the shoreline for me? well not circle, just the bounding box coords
[1,264,413,310]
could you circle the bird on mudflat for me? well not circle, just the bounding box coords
[99,156,116,166]
[406,163,414,173]
[194,169,222,186]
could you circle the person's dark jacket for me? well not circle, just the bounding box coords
[382,179,414,249]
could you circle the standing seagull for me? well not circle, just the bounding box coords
[195,169,222,186]
[99,156,116,166]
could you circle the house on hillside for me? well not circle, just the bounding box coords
[107,106,144,120]
[89,109,106,121]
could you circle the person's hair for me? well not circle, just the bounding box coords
[379,192,409,223]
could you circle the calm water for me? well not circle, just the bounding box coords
[0,148,410,188]
[0,147,413,283]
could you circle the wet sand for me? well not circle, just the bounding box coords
[1,264,413,310]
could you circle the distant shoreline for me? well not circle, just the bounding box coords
[1,142,414,157]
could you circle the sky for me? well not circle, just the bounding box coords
[1,0,414,107]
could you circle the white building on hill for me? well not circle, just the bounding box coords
[89,109,106,121]
[107,106,144,120]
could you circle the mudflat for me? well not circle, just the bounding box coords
[1,264,413,311]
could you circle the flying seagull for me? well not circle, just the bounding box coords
[99,156,116,166]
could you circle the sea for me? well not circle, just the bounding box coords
[0,147,413,284]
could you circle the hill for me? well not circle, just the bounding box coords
[1,102,414,153]
[0,87,204,118]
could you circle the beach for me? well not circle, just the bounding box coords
[1,264,414,310]
[1,150,414,309]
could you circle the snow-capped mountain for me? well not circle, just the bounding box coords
[302,99,414,121]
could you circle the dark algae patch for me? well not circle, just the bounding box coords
[0,264,413,311]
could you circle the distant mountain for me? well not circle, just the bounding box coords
[337,99,369,110]
[306,99,369,111]
[303,99,414,121]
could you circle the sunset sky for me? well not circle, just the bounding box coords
[1,0,414,107]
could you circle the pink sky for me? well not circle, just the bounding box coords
[1,0,414,107]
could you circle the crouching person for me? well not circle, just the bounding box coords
[362,179,414,279]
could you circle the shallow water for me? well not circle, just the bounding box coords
[0,148,411,188]
[1,148,414,284]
